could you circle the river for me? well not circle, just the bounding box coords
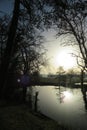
[27,86,87,130]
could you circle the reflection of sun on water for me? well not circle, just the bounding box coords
[61,91,73,102]
[63,91,72,99]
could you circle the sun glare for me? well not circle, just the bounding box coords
[53,49,77,70]
[61,91,73,102]
[63,91,72,99]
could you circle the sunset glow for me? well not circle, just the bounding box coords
[53,49,77,70]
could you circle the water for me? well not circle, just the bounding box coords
[27,86,87,130]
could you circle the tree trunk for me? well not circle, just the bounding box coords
[81,69,84,90]
[22,86,27,103]
[0,0,20,98]
[34,91,39,112]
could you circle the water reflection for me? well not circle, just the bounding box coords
[61,91,73,102]
[55,87,73,103]
[81,88,87,111]
[29,86,87,130]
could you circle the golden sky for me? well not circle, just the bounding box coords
[41,29,79,74]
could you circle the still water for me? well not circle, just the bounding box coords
[28,86,87,129]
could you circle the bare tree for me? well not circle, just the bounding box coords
[0,15,10,65]
[56,66,66,87]
[54,0,87,67]
[43,0,87,89]
[0,0,47,99]
[44,0,87,68]
[0,0,20,97]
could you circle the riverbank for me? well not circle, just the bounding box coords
[0,101,67,130]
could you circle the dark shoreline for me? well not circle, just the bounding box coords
[0,100,68,130]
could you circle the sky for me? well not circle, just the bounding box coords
[0,0,14,16]
[42,29,78,74]
[0,0,78,74]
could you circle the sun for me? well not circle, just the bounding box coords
[53,49,77,70]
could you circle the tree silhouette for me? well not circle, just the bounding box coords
[44,0,87,69]
[0,0,47,99]
[0,0,20,98]
[56,66,66,86]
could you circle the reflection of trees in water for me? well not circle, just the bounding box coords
[55,86,74,103]
[55,87,66,103]
[81,88,87,110]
